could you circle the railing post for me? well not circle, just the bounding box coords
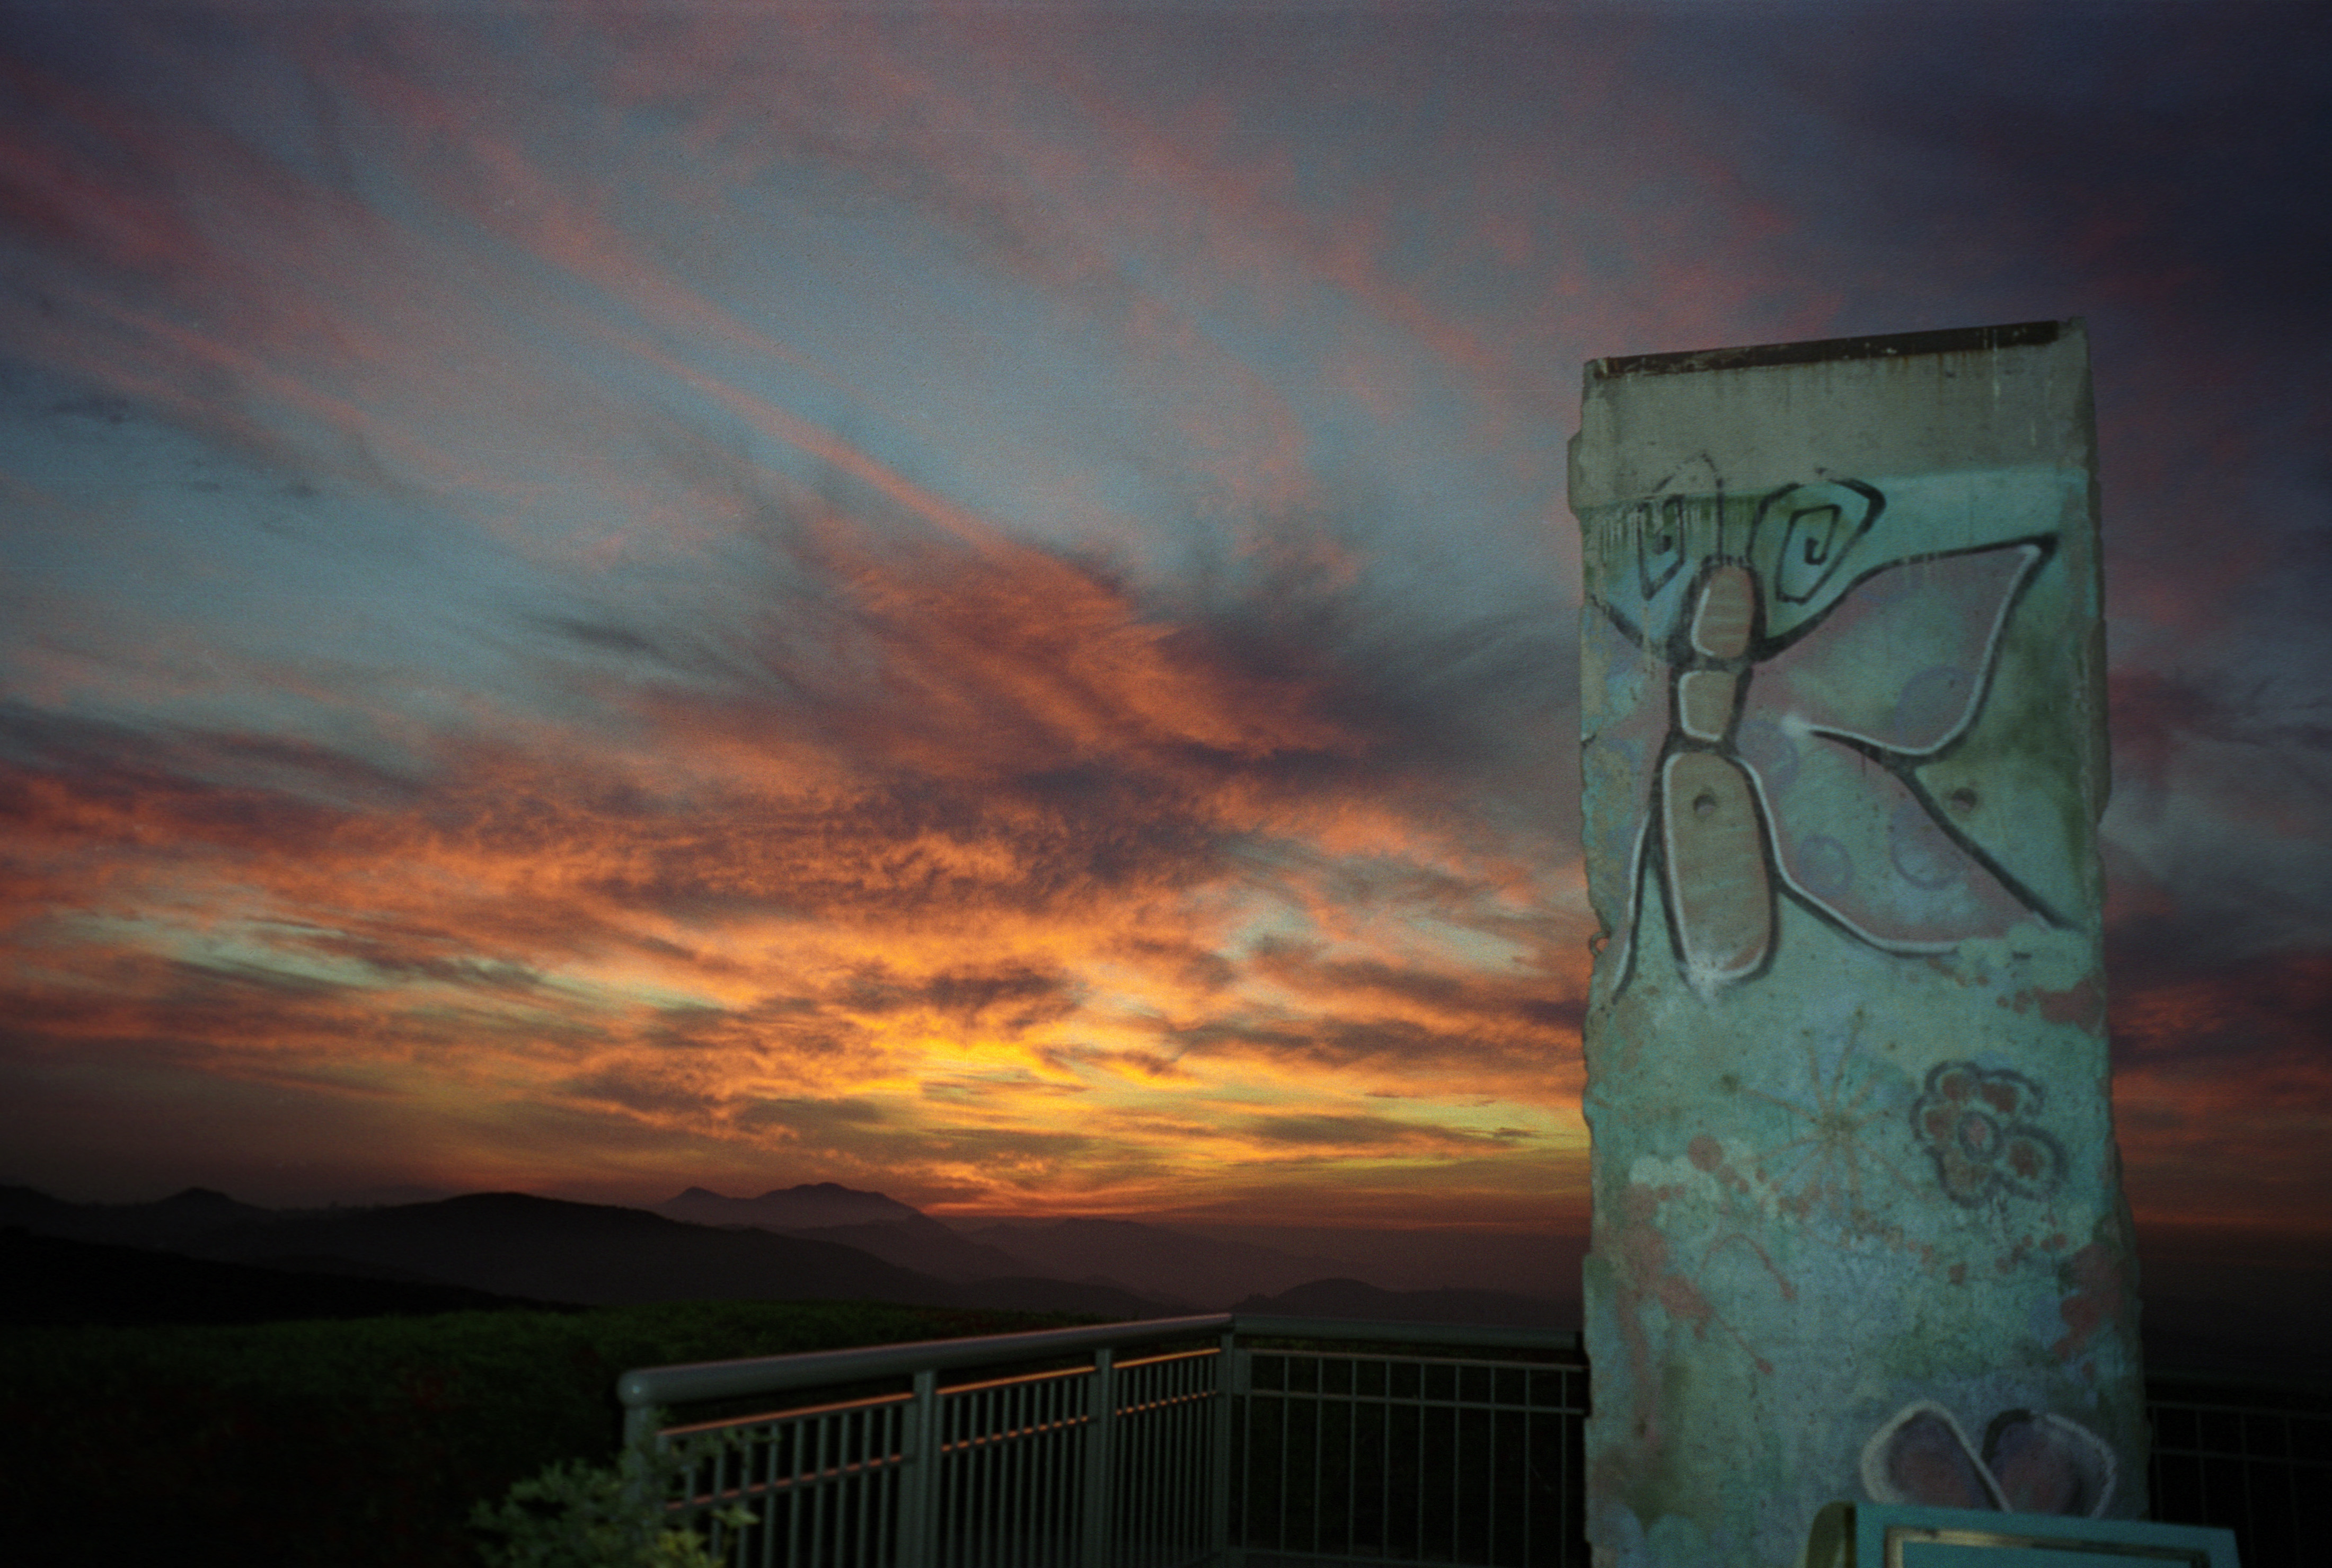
[1080,1345,1115,1567]
[896,1367,939,1567]
[1211,1328,1239,1568]
[619,1405,660,1520]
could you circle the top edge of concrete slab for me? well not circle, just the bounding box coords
[1589,319,2070,381]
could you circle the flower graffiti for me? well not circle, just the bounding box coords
[1911,1061,2065,1204]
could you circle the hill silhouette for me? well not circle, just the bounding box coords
[189,1191,960,1307]
[656,1182,920,1231]
[1,1227,570,1325]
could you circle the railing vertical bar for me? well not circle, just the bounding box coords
[1137,1359,1155,1562]
[974,1384,994,1568]
[959,1386,975,1568]
[1035,1376,1052,1566]
[1043,1374,1062,1568]
[1156,1359,1175,1563]
[958,1386,975,1568]
[1221,1339,1245,1568]
[993,1381,1012,1567]
[1165,1358,1181,1556]
[937,1388,955,1568]
[984,1381,1002,1568]
[984,1384,999,1568]
[1054,1372,1068,1567]
[1079,1347,1113,1568]
[1414,1371,1426,1565]
[786,1408,807,1568]
[1076,1366,1090,1568]
[1365,1358,1381,1560]
[839,1408,856,1568]
[874,1404,891,1568]
[1172,1357,1191,1560]
[944,1387,961,1568]
[1120,1357,1137,1564]
[1281,1353,1297,1556]
[1063,1368,1081,1567]
[1175,1356,1191,1561]
[1198,1349,1215,1559]
[1524,1393,1536,1568]
[1049,1372,1065,1566]
[1344,1360,1357,1558]
[1001,1380,1016,1568]
[1488,1377,1499,1566]
[816,1412,838,1568]
[897,1368,937,1568]
[708,1436,728,1562]
[849,1407,871,1568]
[1120,1360,1138,1566]
[1012,1378,1024,1568]
[828,1412,846,1568]
[1142,1360,1158,1565]
[1310,1354,1324,1556]
[1175,1355,1193,1560]
[1001,1381,1020,1568]
[990,1381,1008,1568]
[1151,1358,1167,1563]
[946,1386,965,1568]
[1047,1374,1063,1565]
[1197,1351,1211,1555]
[1043,1371,1063,1568]
[1015,1378,1028,1568]
[1155,1358,1172,1557]
[804,1415,819,1568]
[1183,1354,1199,1559]
[1515,1387,1525,1565]
[758,1420,780,1568]
[1379,1358,1390,1562]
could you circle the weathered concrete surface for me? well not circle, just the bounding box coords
[1570,322,2142,1567]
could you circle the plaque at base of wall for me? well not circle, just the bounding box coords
[1801,1501,2239,1567]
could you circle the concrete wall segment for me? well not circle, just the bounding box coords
[1570,319,2142,1568]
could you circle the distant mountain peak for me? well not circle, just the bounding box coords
[763,1182,885,1200]
[655,1182,920,1233]
[163,1187,243,1206]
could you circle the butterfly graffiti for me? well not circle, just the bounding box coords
[1585,477,2065,995]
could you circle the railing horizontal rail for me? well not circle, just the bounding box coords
[618,1312,1234,1416]
[1231,1317,1579,1354]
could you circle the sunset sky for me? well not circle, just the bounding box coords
[2,2,2325,1244]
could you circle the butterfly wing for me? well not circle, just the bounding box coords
[1741,734,2039,949]
[1753,544,2041,752]
[1738,543,2050,950]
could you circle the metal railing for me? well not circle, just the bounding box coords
[617,1313,1588,1568]
[1230,1321,1587,1567]
[2145,1372,2332,1568]
[620,1323,2324,1568]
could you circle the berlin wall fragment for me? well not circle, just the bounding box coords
[1569,321,2143,1567]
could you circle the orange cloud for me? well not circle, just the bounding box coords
[0,480,1584,1216]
